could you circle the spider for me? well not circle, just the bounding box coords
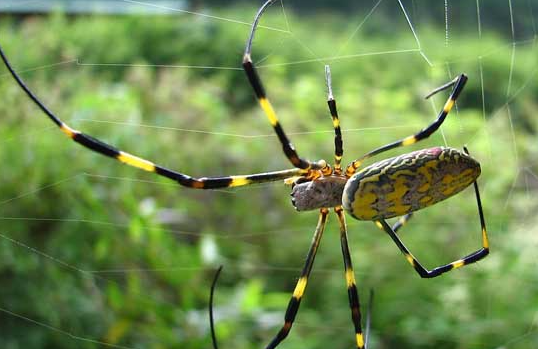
[0,1,489,348]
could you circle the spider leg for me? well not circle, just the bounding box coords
[376,173,489,278]
[209,266,223,349]
[335,207,365,349]
[0,44,309,189]
[346,74,468,176]
[265,208,329,349]
[374,213,413,233]
[243,0,325,171]
[326,65,344,174]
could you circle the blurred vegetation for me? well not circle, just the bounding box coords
[199,0,537,39]
[0,3,537,349]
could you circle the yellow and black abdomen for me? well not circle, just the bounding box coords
[342,147,481,221]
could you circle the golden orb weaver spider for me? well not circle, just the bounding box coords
[0,0,489,348]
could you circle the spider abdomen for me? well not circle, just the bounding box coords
[342,147,481,221]
[291,176,348,211]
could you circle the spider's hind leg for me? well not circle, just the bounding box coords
[376,175,489,278]
[375,213,413,234]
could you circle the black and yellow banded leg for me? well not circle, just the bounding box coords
[335,207,365,349]
[0,43,309,190]
[242,0,325,171]
[374,213,413,234]
[325,65,344,174]
[377,178,489,278]
[346,74,468,176]
[265,208,329,349]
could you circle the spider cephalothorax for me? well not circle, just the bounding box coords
[0,0,489,348]
[291,175,348,211]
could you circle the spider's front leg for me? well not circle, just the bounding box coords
[243,0,325,171]
[0,42,313,191]
[325,65,344,174]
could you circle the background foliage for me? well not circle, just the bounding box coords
[0,2,537,349]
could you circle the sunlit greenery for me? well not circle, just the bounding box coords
[0,5,537,349]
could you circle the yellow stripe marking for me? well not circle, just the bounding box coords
[356,333,365,348]
[293,276,307,299]
[229,177,251,187]
[117,152,156,172]
[402,136,417,146]
[375,221,383,230]
[443,99,455,113]
[259,98,278,126]
[405,254,415,266]
[284,176,301,186]
[452,259,465,269]
[332,118,340,128]
[60,123,77,138]
[482,228,489,249]
[345,269,356,288]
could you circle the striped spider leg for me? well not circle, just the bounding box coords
[328,65,366,349]
[345,73,468,176]
[265,63,372,349]
[333,69,487,278]
[265,208,329,349]
[0,45,311,191]
[208,268,376,349]
[326,65,344,175]
[335,205,366,349]
[242,0,326,172]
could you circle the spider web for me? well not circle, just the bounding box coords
[0,0,537,348]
